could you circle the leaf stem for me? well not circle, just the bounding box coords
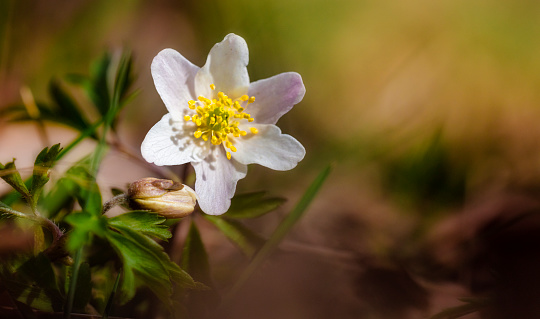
[102,193,128,214]
[64,247,83,319]
[223,164,332,303]
[102,270,121,319]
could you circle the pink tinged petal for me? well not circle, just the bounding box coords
[192,147,248,215]
[151,48,199,119]
[232,124,305,171]
[195,33,250,99]
[141,113,209,166]
[247,72,305,125]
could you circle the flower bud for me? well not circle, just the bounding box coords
[127,178,197,218]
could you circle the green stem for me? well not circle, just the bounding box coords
[57,119,104,161]
[102,270,121,319]
[224,164,332,302]
[64,247,83,319]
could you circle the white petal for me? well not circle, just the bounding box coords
[192,147,248,215]
[141,113,209,166]
[152,48,199,119]
[232,124,305,171]
[195,34,250,99]
[247,72,306,125]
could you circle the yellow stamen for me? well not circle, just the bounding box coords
[183,84,257,160]
[250,127,259,134]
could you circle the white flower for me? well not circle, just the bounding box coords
[141,34,306,215]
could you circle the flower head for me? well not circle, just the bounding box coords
[142,34,305,215]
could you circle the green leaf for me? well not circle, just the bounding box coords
[0,159,31,202]
[72,262,92,311]
[7,253,65,311]
[0,201,31,220]
[108,211,171,241]
[49,79,90,132]
[105,224,197,304]
[224,191,286,219]
[87,53,112,116]
[204,215,265,258]
[65,211,108,252]
[63,158,102,216]
[181,222,220,319]
[182,222,211,284]
[225,164,332,301]
[31,144,63,207]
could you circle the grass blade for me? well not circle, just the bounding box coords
[225,164,332,301]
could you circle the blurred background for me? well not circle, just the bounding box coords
[3,0,540,318]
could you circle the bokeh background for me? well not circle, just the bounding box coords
[3,0,540,318]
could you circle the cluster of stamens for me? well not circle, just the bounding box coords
[184,84,259,160]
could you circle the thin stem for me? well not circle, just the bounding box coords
[64,247,83,319]
[57,119,104,161]
[223,165,331,304]
[102,193,128,214]
[102,271,121,319]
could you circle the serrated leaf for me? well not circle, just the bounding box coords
[31,144,63,207]
[0,201,31,220]
[105,224,196,305]
[88,53,112,115]
[39,158,98,219]
[108,211,171,241]
[9,253,64,311]
[49,80,90,132]
[204,215,265,258]
[225,192,286,219]
[65,211,108,252]
[60,158,102,216]
[0,159,31,201]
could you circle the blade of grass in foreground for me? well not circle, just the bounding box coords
[224,164,332,302]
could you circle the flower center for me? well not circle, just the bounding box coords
[183,84,259,160]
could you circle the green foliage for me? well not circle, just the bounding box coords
[49,80,92,132]
[381,132,467,209]
[182,222,211,283]
[1,254,64,312]
[180,222,220,318]
[0,159,31,203]
[225,164,332,301]
[108,211,172,241]
[204,215,265,258]
[105,222,196,304]
[0,45,316,318]
[65,212,108,252]
[224,191,286,219]
[31,144,63,207]
[71,262,92,312]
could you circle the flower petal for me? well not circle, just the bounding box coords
[192,147,248,215]
[195,33,250,99]
[247,72,305,125]
[152,48,199,119]
[141,113,209,166]
[232,124,305,171]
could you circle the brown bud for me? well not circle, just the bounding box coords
[127,178,197,218]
